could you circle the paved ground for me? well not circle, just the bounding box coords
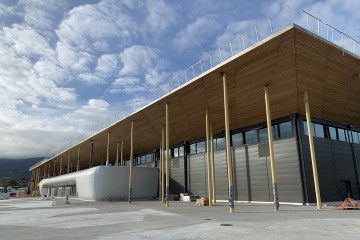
[0,198,360,240]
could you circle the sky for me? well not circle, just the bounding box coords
[1,0,360,159]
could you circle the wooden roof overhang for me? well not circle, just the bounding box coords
[33,24,360,171]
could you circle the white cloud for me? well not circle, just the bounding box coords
[111,45,169,93]
[144,0,178,33]
[174,17,222,51]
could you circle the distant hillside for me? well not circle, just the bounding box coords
[0,157,43,179]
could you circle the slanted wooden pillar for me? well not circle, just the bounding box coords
[120,140,124,166]
[77,147,81,172]
[304,91,322,209]
[129,121,134,203]
[165,103,170,207]
[161,127,165,203]
[67,152,71,173]
[210,123,216,204]
[221,72,235,213]
[205,107,213,206]
[60,156,63,175]
[89,141,94,168]
[106,132,110,166]
[116,141,120,166]
[264,84,279,211]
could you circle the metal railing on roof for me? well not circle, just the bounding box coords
[29,7,360,171]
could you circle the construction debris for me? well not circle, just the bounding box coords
[332,198,360,210]
[196,198,209,206]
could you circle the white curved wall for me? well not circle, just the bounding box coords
[39,166,158,201]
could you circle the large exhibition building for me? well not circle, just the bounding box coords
[29,12,360,211]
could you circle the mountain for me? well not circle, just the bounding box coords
[0,157,43,179]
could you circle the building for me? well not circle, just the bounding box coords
[30,18,360,208]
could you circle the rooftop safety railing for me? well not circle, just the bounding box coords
[30,7,360,171]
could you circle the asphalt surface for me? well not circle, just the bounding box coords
[0,197,360,240]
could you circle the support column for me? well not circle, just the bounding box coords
[205,107,213,206]
[221,72,235,213]
[304,91,322,209]
[60,156,63,175]
[210,123,216,204]
[116,141,120,166]
[67,152,71,173]
[264,84,279,211]
[161,127,165,203]
[106,132,110,166]
[129,121,134,203]
[159,140,162,202]
[77,147,81,172]
[53,160,56,176]
[165,103,170,207]
[120,140,124,166]
[48,162,51,178]
[89,141,94,168]
[43,165,46,179]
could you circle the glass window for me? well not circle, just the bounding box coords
[352,131,359,144]
[197,141,205,153]
[313,123,324,138]
[279,121,292,138]
[245,130,258,144]
[146,154,152,163]
[216,137,226,150]
[259,128,268,142]
[273,125,279,139]
[329,126,337,140]
[179,146,184,156]
[190,143,196,154]
[303,121,309,136]
[232,132,243,146]
[141,156,146,164]
[174,147,179,157]
[338,128,346,142]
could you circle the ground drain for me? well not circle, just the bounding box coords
[220,223,233,227]
[203,218,211,221]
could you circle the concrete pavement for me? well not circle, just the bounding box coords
[0,198,359,240]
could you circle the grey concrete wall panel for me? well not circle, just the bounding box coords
[354,144,360,197]
[213,149,228,200]
[188,153,207,197]
[169,157,185,194]
[232,137,302,203]
[331,142,359,199]
[301,137,338,202]
[245,144,271,202]
[272,138,303,203]
[301,137,360,202]
[233,146,252,201]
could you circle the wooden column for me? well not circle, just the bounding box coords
[264,84,279,211]
[53,160,56,176]
[106,132,110,166]
[48,162,51,178]
[210,123,216,204]
[116,141,120,166]
[60,156,63,175]
[67,152,71,173]
[221,72,234,213]
[89,141,94,168]
[77,147,81,172]
[43,165,46,179]
[205,107,213,206]
[120,140,124,166]
[304,91,322,209]
[129,121,134,203]
[161,127,165,203]
[165,103,170,207]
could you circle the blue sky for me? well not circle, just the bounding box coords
[1,0,360,159]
